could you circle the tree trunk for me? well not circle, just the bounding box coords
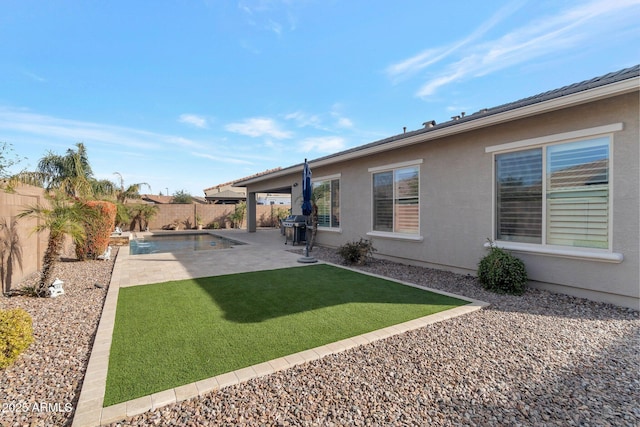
[38,234,64,297]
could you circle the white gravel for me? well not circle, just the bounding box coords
[1,245,638,427]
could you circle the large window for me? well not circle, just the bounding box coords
[313,177,340,228]
[495,137,610,249]
[372,165,419,235]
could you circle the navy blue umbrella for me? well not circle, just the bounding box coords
[302,159,313,216]
[298,159,317,263]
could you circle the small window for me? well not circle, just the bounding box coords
[372,166,419,235]
[313,178,340,228]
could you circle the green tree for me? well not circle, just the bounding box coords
[172,189,193,204]
[113,172,150,203]
[17,191,94,296]
[0,142,26,179]
[9,142,115,200]
[37,142,94,198]
[229,202,246,229]
[127,203,159,232]
[110,172,151,229]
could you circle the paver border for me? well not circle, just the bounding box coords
[72,244,488,427]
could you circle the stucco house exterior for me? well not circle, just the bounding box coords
[235,66,639,309]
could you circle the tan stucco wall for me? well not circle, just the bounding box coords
[245,92,639,308]
[0,184,49,291]
[134,203,290,231]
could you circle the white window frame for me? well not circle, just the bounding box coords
[312,173,341,232]
[367,159,423,242]
[486,123,623,263]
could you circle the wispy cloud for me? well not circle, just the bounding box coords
[23,70,47,83]
[266,19,283,35]
[329,104,354,129]
[299,136,346,153]
[179,114,208,128]
[386,0,525,83]
[388,0,640,98]
[225,117,293,139]
[238,0,298,36]
[285,111,323,129]
[0,107,207,151]
[191,152,254,165]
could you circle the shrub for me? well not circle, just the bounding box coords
[76,201,117,260]
[337,238,376,265]
[0,308,35,369]
[477,242,528,295]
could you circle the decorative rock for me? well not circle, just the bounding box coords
[1,245,638,427]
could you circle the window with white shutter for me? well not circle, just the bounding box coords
[373,165,419,235]
[313,178,340,228]
[494,136,610,250]
[546,138,609,248]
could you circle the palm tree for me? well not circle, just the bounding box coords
[38,142,94,198]
[17,191,93,297]
[113,172,150,203]
[0,217,23,295]
[127,203,158,231]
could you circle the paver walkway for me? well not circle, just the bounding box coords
[72,229,488,427]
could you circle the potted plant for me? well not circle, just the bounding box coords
[195,214,203,230]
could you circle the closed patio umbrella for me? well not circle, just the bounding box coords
[302,158,313,216]
[299,159,317,263]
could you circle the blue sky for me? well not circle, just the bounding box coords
[1,0,639,196]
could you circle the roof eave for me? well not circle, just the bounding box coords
[235,76,638,187]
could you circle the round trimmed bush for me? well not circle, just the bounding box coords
[477,244,528,295]
[337,238,376,265]
[0,308,35,369]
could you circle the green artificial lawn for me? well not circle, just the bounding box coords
[104,264,466,405]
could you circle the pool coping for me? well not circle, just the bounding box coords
[71,243,489,427]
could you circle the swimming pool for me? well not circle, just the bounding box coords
[129,233,245,255]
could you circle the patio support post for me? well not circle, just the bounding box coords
[246,191,257,232]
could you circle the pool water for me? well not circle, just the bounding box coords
[129,233,245,255]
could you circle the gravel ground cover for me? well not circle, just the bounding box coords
[1,245,638,426]
[0,247,116,427]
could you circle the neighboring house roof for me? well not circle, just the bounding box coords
[234,65,639,187]
[204,189,246,204]
[140,194,173,204]
[204,167,283,194]
[140,194,208,204]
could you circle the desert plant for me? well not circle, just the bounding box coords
[0,308,35,369]
[337,238,376,265]
[127,203,159,231]
[477,241,528,295]
[229,202,246,229]
[17,191,91,296]
[75,200,117,260]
